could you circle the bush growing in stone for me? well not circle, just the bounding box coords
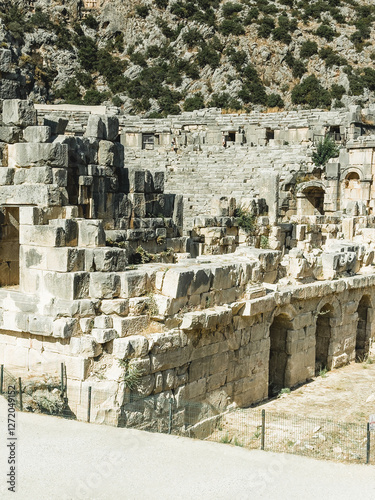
[136,5,150,18]
[315,24,337,42]
[183,93,205,112]
[312,136,339,167]
[300,40,318,59]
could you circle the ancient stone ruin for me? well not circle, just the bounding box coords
[0,100,374,425]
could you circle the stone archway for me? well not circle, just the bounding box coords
[268,313,292,397]
[296,181,325,216]
[315,303,334,373]
[356,295,372,361]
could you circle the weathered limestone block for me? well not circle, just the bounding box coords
[52,318,80,339]
[77,220,106,248]
[241,295,276,317]
[94,315,113,328]
[100,299,129,316]
[113,335,149,359]
[43,115,68,135]
[154,171,165,193]
[98,140,115,166]
[84,114,105,139]
[92,328,117,344]
[150,346,193,372]
[121,271,150,298]
[89,272,121,299]
[85,247,128,272]
[102,115,119,141]
[20,225,66,247]
[0,49,12,72]
[0,126,20,143]
[113,315,149,337]
[161,268,194,298]
[43,272,89,300]
[128,169,145,193]
[70,335,102,358]
[211,196,236,217]
[128,193,146,217]
[0,167,15,185]
[23,126,51,143]
[8,143,68,168]
[14,165,53,185]
[64,356,91,381]
[3,100,37,127]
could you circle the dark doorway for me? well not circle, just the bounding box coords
[0,207,20,287]
[356,296,371,361]
[269,314,291,397]
[315,304,333,374]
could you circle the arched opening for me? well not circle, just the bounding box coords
[268,314,292,397]
[356,295,372,361]
[342,172,361,203]
[303,186,325,215]
[315,304,333,374]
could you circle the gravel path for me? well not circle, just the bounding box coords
[1,396,375,500]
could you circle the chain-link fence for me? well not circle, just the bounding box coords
[1,363,373,465]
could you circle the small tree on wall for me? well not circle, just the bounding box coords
[312,136,339,167]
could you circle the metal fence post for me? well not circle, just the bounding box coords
[87,386,92,423]
[18,377,23,412]
[168,398,173,435]
[366,423,371,464]
[60,362,64,397]
[0,364,3,395]
[261,409,265,450]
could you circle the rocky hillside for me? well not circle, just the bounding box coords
[1,0,375,115]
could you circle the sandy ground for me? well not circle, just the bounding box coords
[258,359,375,423]
[0,396,375,500]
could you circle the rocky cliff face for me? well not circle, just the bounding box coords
[1,0,375,114]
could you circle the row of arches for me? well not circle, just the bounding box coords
[268,295,372,397]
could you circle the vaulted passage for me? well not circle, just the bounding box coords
[356,296,372,361]
[0,207,20,287]
[315,304,333,374]
[268,314,292,397]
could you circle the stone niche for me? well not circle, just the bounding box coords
[0,206,20,286]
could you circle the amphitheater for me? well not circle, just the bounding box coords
[0,99,375,424]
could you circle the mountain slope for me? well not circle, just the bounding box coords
[1,0,375,114]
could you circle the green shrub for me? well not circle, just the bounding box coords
[219,19,245,36]
[182,28,203,48]
[291,75,331,108]
[244,7,259,25]
[55,80,82,104]
[197,45,221,69]
[76,71,94,88]
[130,51,147,67]
[284,52,306,78]
[257,17,275,38]
[30,7,52,29]
[330,84,345,100]
[83,89,107,105]
[82,14,99,30]
[184,63,199,80]
[267,93,284,108]
[273,27,292,44]
[319,47,347,68]
[112,95,123,107]
[222,2,243,18]
[235,206,255,233]
[136,5,150,18]
[315,24,337,41]
[227,49,247,70]
[312,136,339,166]
[300,40,318,58]
[77,35,98,72]
[183,93,205,111]
[155,0,168,8]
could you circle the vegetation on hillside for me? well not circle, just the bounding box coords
[1,1,375,114]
